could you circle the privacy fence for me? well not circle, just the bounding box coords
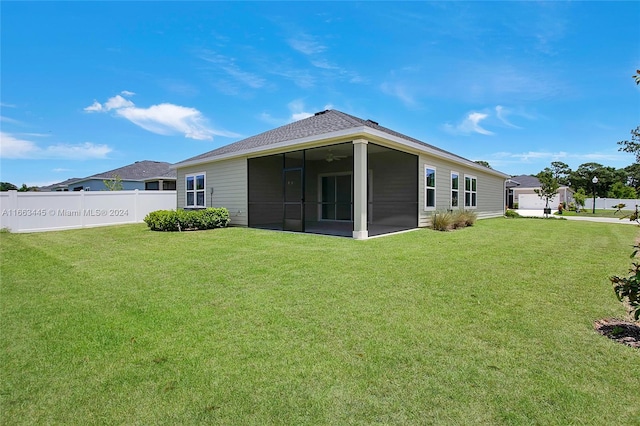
[0,190,176,233]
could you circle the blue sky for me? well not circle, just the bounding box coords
[1,1,639,187]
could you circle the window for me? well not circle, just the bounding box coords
[319,173,352,221]
[424,166,436,210]
[186,172,206,208]
[451,172,459,208]
[464,175,477,208]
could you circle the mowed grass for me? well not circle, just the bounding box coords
[1,219,639,425]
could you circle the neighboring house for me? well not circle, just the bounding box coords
[42,161,177,191]
[39,177,83,192]
[506,174,574,209]
[172,109,510,239]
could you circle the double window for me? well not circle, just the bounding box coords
[186,172,206,208]
[464,175,477,208]
[451,172,459,208]
[424,166,436,210]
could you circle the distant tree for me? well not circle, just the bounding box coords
[607,181,637,199]
[474,160,492,169]
[624,163,640,193]
[18,184,38,192]
[0,182,18,191]
[103,174,124,191]
[549,161,571,186]
[633,69,640,85]
[534,170,559,216]
[569,163,623,197]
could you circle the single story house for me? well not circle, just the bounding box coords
[42,160,177,191]
[172,109,510,239]
[506,174,574,209]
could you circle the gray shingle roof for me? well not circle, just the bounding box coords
[508,175,541,188]
[174,109,471,166]
[88,160,176,180]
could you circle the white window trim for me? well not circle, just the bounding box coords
[424,165,436,211]
[464,174,477,209]
[451,171,459,209]
[185,172,206,208]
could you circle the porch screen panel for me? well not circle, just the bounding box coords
[303,142,354,237]
[367,144,418,236]
[248,154,284,230]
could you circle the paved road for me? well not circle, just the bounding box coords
[515,209,639,225]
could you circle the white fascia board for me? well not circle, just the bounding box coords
[172,126,511,179]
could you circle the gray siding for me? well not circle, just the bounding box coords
[418,155,505,227]
[176,158,248,226]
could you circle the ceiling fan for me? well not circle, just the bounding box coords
[325,149,348,162]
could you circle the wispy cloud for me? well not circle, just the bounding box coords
[288,34,327,55]
[380,82,418,108]
[443,111,494,135]
[199,50,266,90]
[0,132,112,160]
[495,105,522,129]
[84,93,238,140]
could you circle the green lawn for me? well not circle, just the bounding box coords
[1,219,639,425]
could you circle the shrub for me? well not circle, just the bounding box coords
[462,210,477,226]
[610,244,640,321]
[432,210,477,231]
[505,209,520,218]
[144,208,230,232]
[432,211,454,231]
[513,202,519,209]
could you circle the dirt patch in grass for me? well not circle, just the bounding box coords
[594,318,640,349]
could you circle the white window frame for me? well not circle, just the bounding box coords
[451,171,459,209]
[464,175,477,208]
[185,172,206,208]
[424,165,436,211]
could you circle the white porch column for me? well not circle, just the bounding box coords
[352,138,368,239]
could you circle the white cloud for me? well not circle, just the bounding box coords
[0,132,111,160]
[380,82,418,108]
[288,35,326,55]
[288,100,313,122]
[443,111,494,135]
[105,95,134,110]
[52,168,72,172]
[199,50,266,90]
[0,115,24,125]
[121,90,136,96]
[85,93,238,140]
[84,101,103,112]
[495,105,522,129]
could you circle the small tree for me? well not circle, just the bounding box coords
[103,174,124,191]
[534,170,559,217]
[574,188,587,212]
[610,242,640,321]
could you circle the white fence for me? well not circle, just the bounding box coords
[0,190,177,233]
[584,198,640,211]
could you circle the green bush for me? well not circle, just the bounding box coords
[505,209,520,218]
[144,208,230,232]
